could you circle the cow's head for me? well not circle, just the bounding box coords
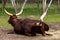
[4,9,22,26]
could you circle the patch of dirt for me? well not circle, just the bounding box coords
[0,22,60,40]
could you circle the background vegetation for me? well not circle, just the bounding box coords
[0,0,60,29]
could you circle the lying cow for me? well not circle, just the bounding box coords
[4,9,51,36]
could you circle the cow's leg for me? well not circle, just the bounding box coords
[24,29,31,36]
[40,24,46,36]
[41,29,46,36]
[31,27,36,36]
[25,31,31,36]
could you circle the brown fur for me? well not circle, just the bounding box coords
[8,15,49,36]
[21,18,49,36]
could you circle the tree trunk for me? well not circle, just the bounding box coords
[37,0,40,9]
[2,0,7,13]
[58,0,60,8]
[15,0,18,5]
[10,0,18,13]
[42,0,46,13]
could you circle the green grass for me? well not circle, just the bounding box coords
[0,16,12,29]
[0,3,60,29]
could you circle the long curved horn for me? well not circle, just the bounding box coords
[16,0,27,16]
[40,0,52,21]
[4,9,13,16]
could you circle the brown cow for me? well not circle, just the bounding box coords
[4,9,51,36]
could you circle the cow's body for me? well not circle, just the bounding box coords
[8,15,49,36]
[21,18,49,36]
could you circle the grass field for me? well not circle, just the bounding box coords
[0,3,60,29]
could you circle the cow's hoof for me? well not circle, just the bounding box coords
[42,34,46,36]
[46,33,53,36]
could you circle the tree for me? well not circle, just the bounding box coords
[37,0,40,9]
[58,0,60,8]
[40,0,52,21]
[2,0,7,13]
[10,0,18,13]
[15,0,18,5]
[42,0,46,13]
